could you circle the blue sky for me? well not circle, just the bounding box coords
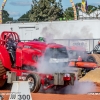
[0,0,100,19]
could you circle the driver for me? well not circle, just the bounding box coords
[6,35,17,51]
[6,35,17,63]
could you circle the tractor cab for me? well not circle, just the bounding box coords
[0,31,20,66]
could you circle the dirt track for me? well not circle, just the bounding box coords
[1,73,100,100]
[1,92,100,100]
[0,85,100,100]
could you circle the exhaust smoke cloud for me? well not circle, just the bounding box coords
[37,58,76,74]
[37,24,96,94]
[57,80,96,94]
[40,24,94,50]
[37,46,75,74]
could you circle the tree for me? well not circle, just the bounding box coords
[75,3,97,14]
[86,5,97,14]
[98,5,100,9]
[18,11,30,21]
[63,7,74,20]
[2,10,13,23]
[29,0,63,22]
[17,1,99,22]
[63,3,99,20]
[63,3,81,20]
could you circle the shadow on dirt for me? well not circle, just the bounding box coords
[0,81,96,95]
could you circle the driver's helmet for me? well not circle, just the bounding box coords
[38,37,45,42]
[9,34,13,40]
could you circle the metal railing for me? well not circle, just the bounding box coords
[21,38,100,52]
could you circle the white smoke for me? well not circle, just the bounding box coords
[36,44,96,94]
[38,80,96,94]
[40,24,93,39]
[62,26,93,39]
[71,81,96,94]
[37,48,76,74]
[37,58,77,74]
[37,23,96,94]
[40,24,94,49]
[56,80,96,94]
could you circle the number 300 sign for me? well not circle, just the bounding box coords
[9,93,31,100]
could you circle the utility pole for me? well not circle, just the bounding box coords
[0,0,7,24]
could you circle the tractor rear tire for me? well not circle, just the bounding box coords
[26,73,41,93]
[87,54,100,66]
[0,60,6,88]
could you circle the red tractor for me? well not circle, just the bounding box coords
[0,31,76,93]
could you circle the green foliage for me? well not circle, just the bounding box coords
[29,0,63,22]
[18,11,30,21]
[18,1,100,22]
[87,5,97,14]
[2,10,13,23]
[63,7,74,20]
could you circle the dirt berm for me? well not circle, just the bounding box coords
[79,68,100,83]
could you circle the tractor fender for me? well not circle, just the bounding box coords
[0,45,12,69]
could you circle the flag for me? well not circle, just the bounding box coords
[82,0,86,7]
[85,0,88,11]
[81,0,86,12]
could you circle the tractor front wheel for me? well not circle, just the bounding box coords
[26,73,41,93]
